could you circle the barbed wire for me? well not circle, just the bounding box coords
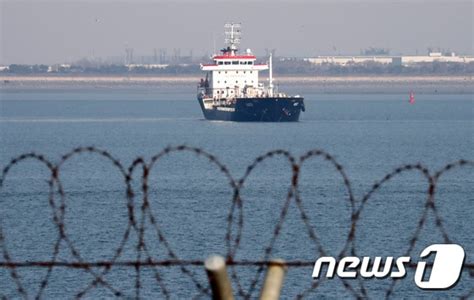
[0,146,472,299]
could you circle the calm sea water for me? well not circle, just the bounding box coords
[0,87,472,299]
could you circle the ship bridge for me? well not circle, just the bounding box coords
[202,54,267,71]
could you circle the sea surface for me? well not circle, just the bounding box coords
[0,87,472,299]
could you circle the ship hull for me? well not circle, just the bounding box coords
[197,97,305,122]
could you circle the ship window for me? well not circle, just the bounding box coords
[248,61,253,65]
[243,71,246,74]
[218,61,223,65]
[236,80,238,83]
[250,71,253,74]
[217,81,220,83]
[224,81,227,83]
[225,71,227,74]
[224,61,230,65]
[236,71,238,74]
[232,61,238,65]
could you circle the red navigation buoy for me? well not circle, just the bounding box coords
[409,91,415,104]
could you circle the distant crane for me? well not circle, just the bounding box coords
[153,48,158,64]
[125,48,134,65]
[159,49,167,64]
[173,48,181,64]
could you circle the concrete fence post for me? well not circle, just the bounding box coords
[259,259,287,300]
[205,255,234,300]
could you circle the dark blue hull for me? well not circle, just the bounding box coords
[197,97,305,122]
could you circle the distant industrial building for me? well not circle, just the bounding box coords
[392,52,474,66]
[47,64,71,72]
[305,52,474,66]
[126,64,168,70]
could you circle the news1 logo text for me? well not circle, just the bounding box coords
[312,244,465,289]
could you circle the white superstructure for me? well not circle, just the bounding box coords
[199,23,272,100]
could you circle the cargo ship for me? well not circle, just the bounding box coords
[197,23,305,122]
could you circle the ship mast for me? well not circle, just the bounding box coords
[224,22,241,56]
[268,52,274,97]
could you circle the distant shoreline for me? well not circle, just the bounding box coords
[1,74,471,82]
[1,75,472,94]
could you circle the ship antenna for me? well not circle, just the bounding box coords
[212,32,216,56]
[224,22,241,55]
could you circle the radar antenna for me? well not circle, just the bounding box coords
[224,22,241,55]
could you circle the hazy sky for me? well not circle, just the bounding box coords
[1,0,472,64]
